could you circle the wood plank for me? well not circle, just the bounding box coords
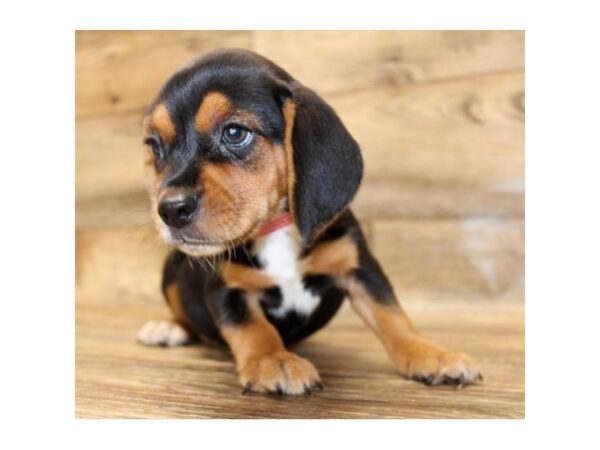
[76,112,145,206]
[371,217,524,304]
[76,225,167,304]
[346,69,524,218]
[255,30,524,96]
[76,302,524,418]
[75,191,150,229]
[76,31,523,119]
[75,225,523,418]
[75,31,252,117]
[76,69,523,226]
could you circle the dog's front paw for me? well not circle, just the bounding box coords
[239,350,322,396]
[137,320,192,347]
[396,339,482,387]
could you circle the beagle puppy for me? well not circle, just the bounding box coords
[138,49,482,395]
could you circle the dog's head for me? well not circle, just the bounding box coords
[143,49,363,256]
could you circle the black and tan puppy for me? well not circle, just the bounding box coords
[138,49,482,395]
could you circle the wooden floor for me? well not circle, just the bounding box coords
[75,31,524,418]
[75,225,524,419]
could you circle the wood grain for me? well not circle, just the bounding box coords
[76,31,252,117]
[76,112,145,209]
[345,70,524,218]
[254,31,524,97]
[371,217,524,303]
[76,302,523,419]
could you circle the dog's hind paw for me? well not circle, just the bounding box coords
[137,320,192,347]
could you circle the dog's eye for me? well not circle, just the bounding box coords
[222,125,253,148]
[144,136,162,158]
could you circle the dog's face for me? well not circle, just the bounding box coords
[143,50,363,256]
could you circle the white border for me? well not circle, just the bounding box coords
[3,0,600,448]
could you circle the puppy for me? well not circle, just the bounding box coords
[138,49,482,395]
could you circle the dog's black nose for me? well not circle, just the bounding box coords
[158,195,199,229]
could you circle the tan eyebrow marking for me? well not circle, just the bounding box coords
[194,92,232,133]
[147,103,177,144]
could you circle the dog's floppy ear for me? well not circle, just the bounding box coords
[279,84,363,244]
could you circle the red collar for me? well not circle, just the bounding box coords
[257,213,294,236]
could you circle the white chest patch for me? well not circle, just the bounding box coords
[253,225,320,318]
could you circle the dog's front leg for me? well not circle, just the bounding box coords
[343,251,483,387]
[215,292,322,395]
